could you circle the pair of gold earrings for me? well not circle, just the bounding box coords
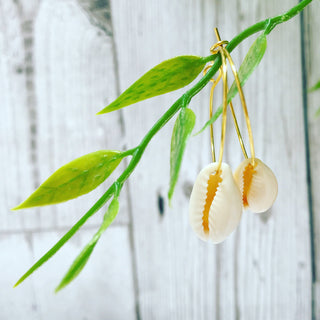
[189,29,278,243]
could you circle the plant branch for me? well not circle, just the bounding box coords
[16,0,313,287]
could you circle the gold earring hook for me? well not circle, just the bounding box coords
[204,28,229,168]
[203,62,222,163]
[205,27,254,169]
[216,41,228,171]
[222,46,255,165]
[208,70,222,162]
[213,28,254,164]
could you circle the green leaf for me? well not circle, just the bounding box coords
[14,184,115,288]
[196,34,267,135]
[315,107,320,117]
[309,80,320,92]
[168,108,196,203]
[55,197,120,292]
[97,56,206,114]
[13,150,123,209]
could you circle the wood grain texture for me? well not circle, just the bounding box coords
[229,1,312,319]
[1,0,136,319]
[0,227,136,320]
[304,1,320,318]
[0,0,318,318]
[111,0,219,318]
[0,0,36,232]
[1,0,130,232]
[32,0,129,229]
[112,0,313,319]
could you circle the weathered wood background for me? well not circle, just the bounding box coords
[1,0,319,319]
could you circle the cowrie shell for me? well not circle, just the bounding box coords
[234,158,278,213]
[189,162,242,243]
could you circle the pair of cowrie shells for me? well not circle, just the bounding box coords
[189,158,278,243]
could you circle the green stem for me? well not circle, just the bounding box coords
[78,0,314,217]
[93,0,314,233]
[16,0,312,286]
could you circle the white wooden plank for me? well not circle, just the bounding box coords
[0,0,36,232]
[233,1,312,319]
[1,0,137,318]
[304,1,320,317]
[112,0,312,318]
[0,226,136,320]
[1,0,315,318]
[1,0,130,232]
[0,233,40,319]
[111,1,220,319]
[32,0,129,229]
[203,2,245,319]
[213,0,312,318]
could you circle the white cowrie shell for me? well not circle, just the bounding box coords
[234,158,278,213]
[189,162,242,243]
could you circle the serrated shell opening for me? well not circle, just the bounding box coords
[234,158,278,213]
[241,162,256,208]
[189,162,243,243]
[202,170,222,234]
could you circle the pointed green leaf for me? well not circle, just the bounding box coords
[196,34,267,135]
[168,108,196,203]
[97,56,206,114]
[13,150,123,209]
[315,107,320,117]
[14,184,115,288]
[228,35,267,100]
[55,197,120,292]
[309,80,320,92]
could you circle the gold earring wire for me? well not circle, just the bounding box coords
[206,28,253,169]
[203,66,222,162]
[222,47,255,165]
[205,28,229,170]
[216,42,228,171]
[213,28,249,161]
[229,100,248,158]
